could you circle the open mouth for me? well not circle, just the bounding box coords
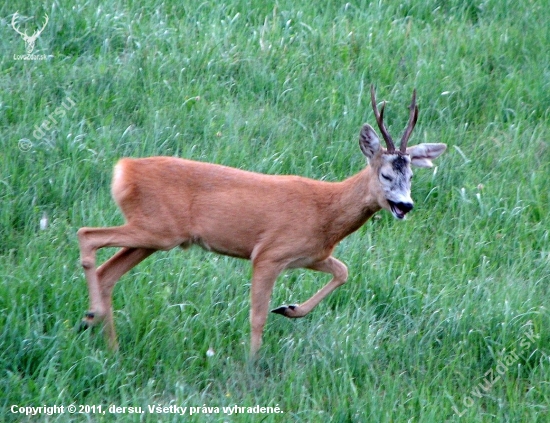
[388,200,413,220]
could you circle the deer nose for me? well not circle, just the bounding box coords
[396,202,414,213]
[388,200,414,220]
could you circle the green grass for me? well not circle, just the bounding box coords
[1,0,549,421]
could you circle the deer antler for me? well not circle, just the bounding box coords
[11,12,27,37]
[11,12,49,38]
[400,89,418,153]
[370,85,396,153]
[34,14,49,38]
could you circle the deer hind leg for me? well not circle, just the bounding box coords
[82,247,156,349]
[77,224,173,348]
[271,256,348,318]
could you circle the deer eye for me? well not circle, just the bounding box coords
[381,173,393,182]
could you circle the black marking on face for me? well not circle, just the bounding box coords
[380,154,411,191]
[391,155,409,173]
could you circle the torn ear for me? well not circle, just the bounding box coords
[406,143,447,168]
[359,124,381,160]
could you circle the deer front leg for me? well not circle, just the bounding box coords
[271,256,348,318]
[249,259,285,358]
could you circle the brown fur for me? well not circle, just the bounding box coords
[77,90,445,357]
[77,155,386,354]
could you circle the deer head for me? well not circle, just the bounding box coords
[359,85,447,219]
[12,12,49,54]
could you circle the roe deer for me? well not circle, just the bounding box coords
[77,86,446,357]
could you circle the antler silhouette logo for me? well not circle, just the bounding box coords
[11,12,49,54]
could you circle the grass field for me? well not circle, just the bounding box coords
[1,0,549,421]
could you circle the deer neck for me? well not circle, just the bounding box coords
[325,165,382,244]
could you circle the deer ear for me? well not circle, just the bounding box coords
[359,124,381,160]
[406,143,447,168]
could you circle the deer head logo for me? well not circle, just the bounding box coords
[11,12,49,54]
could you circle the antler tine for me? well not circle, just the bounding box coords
[11,12,26,37]
[400,89,418,153]
[36,14,49,35]
[370,85,396,153]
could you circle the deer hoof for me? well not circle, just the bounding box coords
[77,318,91,332]
[78,311,101,331]
[271,304,300,318]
